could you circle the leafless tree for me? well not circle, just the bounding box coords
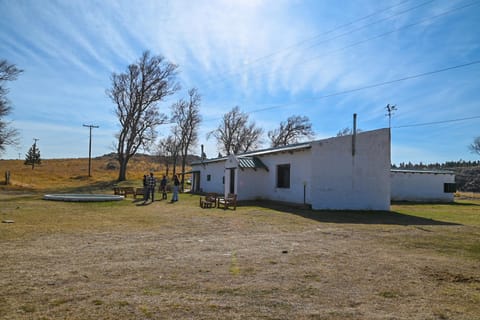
[336,127,363,137]
[157,134,181,177]
[107,51,179,181]
[0,60,22,154]
[268,115,314,147]
[171,88,201,189]
[469,136,480,156]
[208,106,263,155]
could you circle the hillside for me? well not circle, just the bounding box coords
[455,166,480,192]
[0,155,190,192]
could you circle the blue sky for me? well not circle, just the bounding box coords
[1,0,479,164]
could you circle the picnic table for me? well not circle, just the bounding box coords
[200,193,217,208]
[217,193,237,210]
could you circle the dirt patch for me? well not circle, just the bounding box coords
[423,266,480,284]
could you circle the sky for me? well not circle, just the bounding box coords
[0,0,479,164]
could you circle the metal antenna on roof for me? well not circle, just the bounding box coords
[385,104,397,128]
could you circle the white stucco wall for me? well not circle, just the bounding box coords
[191,161,225,194]
[253,149,312,204]
[391,170,455,202]
[310,128,391,211]
[236,168,269,200]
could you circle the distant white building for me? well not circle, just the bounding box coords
[390,169,456,202]
[190,128,391,211]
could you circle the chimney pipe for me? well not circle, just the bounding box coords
[352,113,357,156]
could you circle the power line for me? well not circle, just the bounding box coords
[393,115,480,128]
[207,0,417,84]
[221,0,480,86]
[230,59,480,117]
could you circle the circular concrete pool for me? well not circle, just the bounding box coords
[43,194,124,202]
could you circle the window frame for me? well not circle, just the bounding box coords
[276,164,291,189]
[443,183,456,193]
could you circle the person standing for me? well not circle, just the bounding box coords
[142,174,149,202]
[171,174,180,202]
[147,172,157,203]
[160,175,168,200]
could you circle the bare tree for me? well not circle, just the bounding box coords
[171,88,201,189]
[107,51,179,181]
[469,136,480,156]
[336,127,363,137]
[268,115,314,147]
[157,134,181,177]
[0,60,23,154]
[208,106,263,155]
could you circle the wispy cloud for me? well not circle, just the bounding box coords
[0,0,479,161]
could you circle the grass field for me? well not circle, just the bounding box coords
[0,158,479,319]
[0,157,180,192]
[1,186,479,319]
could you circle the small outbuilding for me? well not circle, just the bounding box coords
[390,169,456,202]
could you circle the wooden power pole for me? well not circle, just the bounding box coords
[83,124,99,177]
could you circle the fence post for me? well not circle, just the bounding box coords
[5,170,11,185]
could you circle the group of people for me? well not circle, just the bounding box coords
[142,172,180,204]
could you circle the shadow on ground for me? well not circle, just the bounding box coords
[243,200,461,226]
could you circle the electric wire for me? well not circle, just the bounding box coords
[204,0,434,86]
[393,115,480,128]
[220,0,480,87]
[231,59,480,117]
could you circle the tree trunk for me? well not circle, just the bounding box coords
[172,157,177,176]
[118,159,128,181]
[181,157,186,191]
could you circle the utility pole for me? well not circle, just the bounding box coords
[385,104,397,128]
[83,124,99,177]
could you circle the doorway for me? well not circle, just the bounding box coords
[229,168,235,194]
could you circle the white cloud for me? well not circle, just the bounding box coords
[1,0,479,164]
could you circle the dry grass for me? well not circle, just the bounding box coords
[0,160,479,319]
[1,190,479,319]
[0,157,181,192]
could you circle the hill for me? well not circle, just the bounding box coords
[455,166,480,192]
[0,155,192,192]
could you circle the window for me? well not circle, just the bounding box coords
[207,174,211,181]
[444,183,456,193]
[277,164,290,188]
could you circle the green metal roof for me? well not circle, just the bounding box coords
[237,156,269,171]
[191,142,312,166]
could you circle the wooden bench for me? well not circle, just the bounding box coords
[113,187,122,195]
[113,187,136,198]
[200,193,217,208]
[217,193,237,210]
[135,187,146,199]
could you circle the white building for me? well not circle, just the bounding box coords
[190,128,391,211]
[390,169,456,202]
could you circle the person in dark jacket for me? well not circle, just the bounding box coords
[171,174,180,202]
[145,172,156,203]
[142,174,149,202]
[160,175,168,200]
